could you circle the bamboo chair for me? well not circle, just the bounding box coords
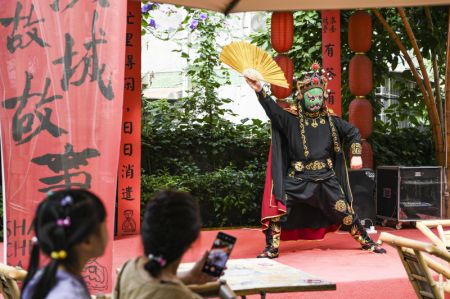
[0,263,27,299]
[416,220,450,250]
[0,264,110,299]
[380,232,450,299]
[416,219,450,291]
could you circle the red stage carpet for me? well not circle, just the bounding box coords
[112,227,423,299]
[2,227,424,298]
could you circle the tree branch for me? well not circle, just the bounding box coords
[425,7,444,137]
[398,8,439,121]
[445,7,450,168]
[372,8,442,154]
[424,7,444,118]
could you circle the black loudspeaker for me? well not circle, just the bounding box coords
[348,168,376,227]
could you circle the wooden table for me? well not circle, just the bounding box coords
[180,258,336,298]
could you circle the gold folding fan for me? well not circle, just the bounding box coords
[220,41,289,88]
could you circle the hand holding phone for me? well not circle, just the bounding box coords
[201,232,236,277]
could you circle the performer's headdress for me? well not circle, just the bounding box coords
[294,62,341,157]
[296,62,330,100]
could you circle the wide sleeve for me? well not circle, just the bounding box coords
[332,117,362,156]
[256,89,291,131]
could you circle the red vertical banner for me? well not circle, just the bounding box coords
[117,1,141,237]
[321,10,342,117]
[0,0,127,294]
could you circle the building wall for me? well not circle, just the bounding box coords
[141,10,269,122]
[375,75,417,129]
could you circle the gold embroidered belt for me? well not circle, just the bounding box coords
[291,158,333,172]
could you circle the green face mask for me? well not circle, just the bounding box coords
[303,88,324,112]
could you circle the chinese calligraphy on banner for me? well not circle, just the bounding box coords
[0,0,127,293]
[117,1,141,237]
[321,10,342,116]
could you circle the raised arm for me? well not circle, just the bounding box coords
[245,77,291,131]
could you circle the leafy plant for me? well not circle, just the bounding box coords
[371,125,435,167]
[141,5,271,227]
[142,162,266,227]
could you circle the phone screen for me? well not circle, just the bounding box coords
[202,232,236,277]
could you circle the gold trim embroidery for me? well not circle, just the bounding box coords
[343,215,353,226]
[347,204,354,214]
[294,161,304,172]
[304,110,326,128]
[326,107,341,153]
[304,111,321,118]
[291,159,334,172]
[261,89,267,97]
[273,235,280,248]
[350,224,358,237]
[335,200,347,212]
[297,103,309,158]
[263,184,287,228]
[306,161,326,170]
[326,158,333,169]
[351,143,362,155]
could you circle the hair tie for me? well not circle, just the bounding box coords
[148,254,166,267]
[56,216,71,227]
[50,250,67,260]
[60,195,73,207]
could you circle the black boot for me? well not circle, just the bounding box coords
[350,221,386,254]
[257,219,280,259]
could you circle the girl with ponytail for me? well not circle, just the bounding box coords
[22,189,108,299]
[115,191,217,299]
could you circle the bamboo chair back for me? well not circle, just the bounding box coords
[379,232,450,299]
[0,263,27,299]
[416,220,450,250]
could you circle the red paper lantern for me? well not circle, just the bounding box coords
[348,11,372,53]
[271,55,293,99]
[349,54,372,96]
[271,12,294,53]
[361,140,373,169]
[349,98,373,139]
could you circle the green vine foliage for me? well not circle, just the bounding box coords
[141,96,270,226]
[141,5,269,227]
[371,125,436,166]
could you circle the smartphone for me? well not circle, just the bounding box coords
[201,231,236,277]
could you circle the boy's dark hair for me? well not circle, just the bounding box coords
[22,189,106,299]
[142,191,201,277]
